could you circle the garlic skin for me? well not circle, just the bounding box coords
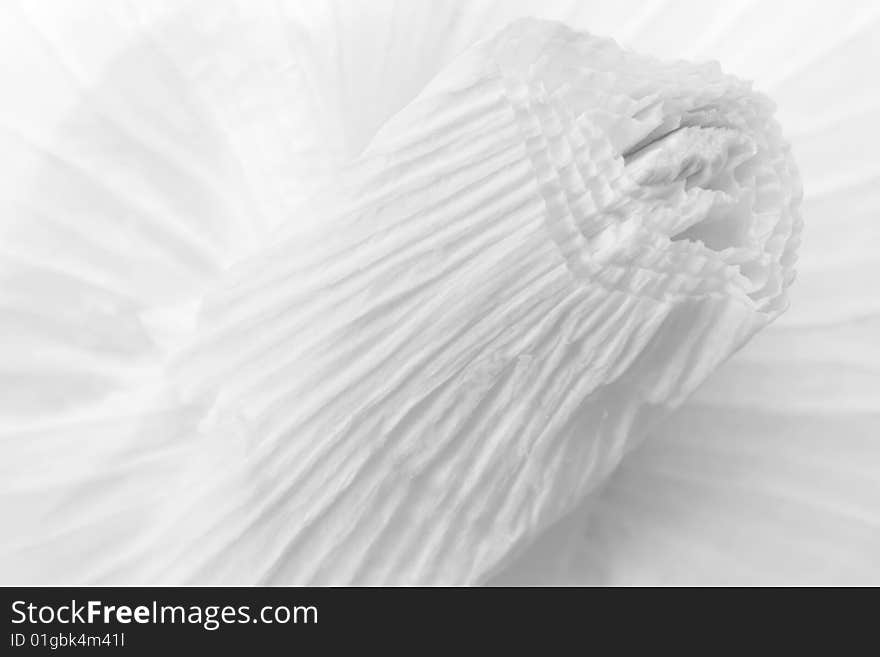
[8,1,877,586]
[86,19,798,585]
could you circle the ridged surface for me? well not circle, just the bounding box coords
[492,1,880,585]
[1,0,876,585]
[71,20,798,585]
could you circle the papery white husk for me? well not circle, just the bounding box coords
[0,0,877,585]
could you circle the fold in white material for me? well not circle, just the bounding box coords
[5,19,799,585]
[2,0,876,585]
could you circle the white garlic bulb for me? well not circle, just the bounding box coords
[96,19,798,585]
[2,1,878,586]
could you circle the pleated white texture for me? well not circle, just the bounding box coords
[494,1,880,585]
[0,0,876,584]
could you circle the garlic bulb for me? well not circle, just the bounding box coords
[4,1,878,586]
[84,19,797,585]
